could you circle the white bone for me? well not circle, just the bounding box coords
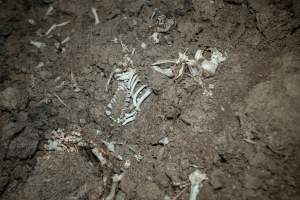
[105,173,124,200]
[189,170,208,200]
[92,148,107,165]
[91,7,100,25]
[133,85,147,107]
[30,40,46,49]
[130,78,141,96]
[135,89,152,110]
[152,66,174,77]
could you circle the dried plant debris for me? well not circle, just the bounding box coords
[44,127,90,152]
[152,48,227,79]
[105,68,152,126]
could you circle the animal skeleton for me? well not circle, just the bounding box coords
[105,68,152,126]
[152,48,227,79]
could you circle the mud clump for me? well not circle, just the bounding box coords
[0,87,29,111]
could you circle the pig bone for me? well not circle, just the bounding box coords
[91,7,100,25]
[92,148,107,165]
[105,173,124,200]
[188,170,208,200]
[61,36,71,44]
[30,40,46,49]
[135,88,152,111]
[46,21,70,36]
[45,6,54,17]
[152,66,174,78]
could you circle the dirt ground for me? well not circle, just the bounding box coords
[0,0,300,199]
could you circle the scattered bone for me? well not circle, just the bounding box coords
[45,21,70,36]
[30,40,46,49]
[105,68,152,126]
[152,48,227,80]
[128,146,143,162]
[188,170,208,200]
[91,7,100,25]
[70,72,80,92]
[54,92,70,109]
[92,148,107,165]
[45,5,54,17]
[35,62,45,69]
[151,32,160,44]
[159,137,169,145]
[105,69,116,92]
[61,36,71,45]
[45,127,88,152]
[102,140,115,152]
[200,48,227,77]
[141,42,147,49]
[152,66,174,78]
[105,173,124,200]
[28,19,36,25]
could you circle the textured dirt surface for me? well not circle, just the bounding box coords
[0,0,300,199]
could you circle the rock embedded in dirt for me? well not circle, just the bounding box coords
[0,122,26,148]
[0,87,29,111]
[136,181,164,200]
[210,169,224,190]
[0,24,13,37]
[88,102,106,125]
[7,127,39,159]
[0,173,9,194]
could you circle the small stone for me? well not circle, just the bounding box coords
[0,174,9,193]
[88,102,106,125]
[210,169,224,190]
[0,87,29,111]
[159,137,169,145]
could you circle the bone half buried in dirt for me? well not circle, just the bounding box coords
[152,48,227,78]
[105,68,152,126]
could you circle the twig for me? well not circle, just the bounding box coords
[54,92,70,109]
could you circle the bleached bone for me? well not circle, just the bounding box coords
[189,170,208,200]
[91,7,100,25]
[135,88,152,111]
[132,85,147,107]
[107,68,152,125]
[46,21,70,35]
[46,6,54,17]
[130,78,141,95]
[152,59,177,66]
[151,32,160,44]
[61,36,71,44]
[30,40,46,49]
[152,66,174,78]
[152,48,227,78]
[105,173,124,200]
[92,148,107,165]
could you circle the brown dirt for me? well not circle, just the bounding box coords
[0,0,300,200]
